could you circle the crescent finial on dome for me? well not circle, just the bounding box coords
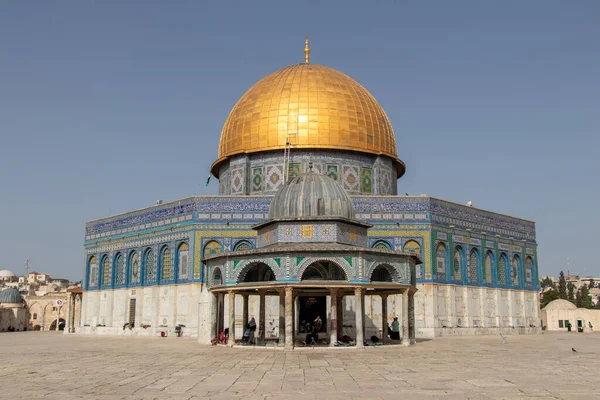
[304,35,310,64]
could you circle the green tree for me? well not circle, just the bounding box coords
[589,279,595,290]
[575,288,583,308]
[540,289,560,309]
[540,277,555,290]
[580,285,593,309]
[567,282,575,301]
[558,271,567,299]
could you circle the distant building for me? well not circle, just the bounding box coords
[541,299,599,331]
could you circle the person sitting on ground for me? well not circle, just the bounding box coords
[242,325,250,343]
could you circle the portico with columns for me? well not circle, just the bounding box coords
[203,170,418,348]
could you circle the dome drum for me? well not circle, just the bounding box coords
[217,149,398,196]
[212,63,405,186]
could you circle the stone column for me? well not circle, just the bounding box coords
[228,290,235,346]
[55,305,61,331]
[381,294,388,343]
[329,288,338,346]
[210,293,218,341]
[408,291,416,345]
[401,290,409,346]
[337,293,343,338]
[278,289,285,346]
[285,287,294,349]
[354,287,364,349]
[63,293,72,334]
[69,293,76,333]
[242,293,249,332]
[259,290,266,344]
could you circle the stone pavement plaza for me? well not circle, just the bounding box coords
[1,332,598,400]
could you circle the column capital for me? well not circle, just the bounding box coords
[329,287,339,295]
[354,287,364,296]
[242,292,249,298]
[258,289,267,296]
[285,286,293,296]
[380,293,389,299]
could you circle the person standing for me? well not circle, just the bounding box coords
[391,317,400,340]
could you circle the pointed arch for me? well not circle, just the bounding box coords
[497,252,508,286]
[128,250,140,285]
[372,240,392,251]
[511,254,521,288]
[88,256,98,288]
[177,242,189,280]
[114,253,126,286]
[212,267,223,286]
[403,240,421,255]
[143,248,156,283]
[468,248,479,284]
[452,246,464,282]
[203,240,223,258]
[484,251,493,284]
[301,260,347,281]
[101,255,110,287]
[237,262,276,283]
[436,242,447,282]
[233,240,252,251]
[160,246,172,282]
[370,263,397,282]
[525,256,534,286]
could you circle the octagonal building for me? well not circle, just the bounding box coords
[80,40,540,344]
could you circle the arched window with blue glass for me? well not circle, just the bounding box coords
[467,248,479,285]
[114,253,125,287]
[484,251,493,285]
[435,242,447,282]
[525,256,534,288]
[101,255,111,288]
[452,246,464,283]
[129,251,140,285]
[88,256,98,288]
[144,248,156,283]
[511,255,521,288]
[177,242,189,280]
[160,246,172,283]
[497,252,508,287]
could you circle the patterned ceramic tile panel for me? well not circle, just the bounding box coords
[265,164,283,191]
[288,162,301,180]
[361,167,373,194]
[230,166,245,195]
[342,165,360,192]
[326,164,339,181]
[251,167,264,192]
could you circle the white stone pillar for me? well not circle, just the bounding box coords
[259,290,266,344]
[285,287,294,349]
[355,287,364,349]
[329,289,338,346]
[381,294,388,343]
[401,290,409,346]
[228,290,235,346]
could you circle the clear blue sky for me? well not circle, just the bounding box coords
[1,1,598,281]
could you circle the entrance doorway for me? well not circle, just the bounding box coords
[299,296,326,333]
[128,299,136,325]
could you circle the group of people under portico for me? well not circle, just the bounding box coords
[211,286,416,349]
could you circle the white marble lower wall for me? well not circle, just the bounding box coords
[80,283,540,341]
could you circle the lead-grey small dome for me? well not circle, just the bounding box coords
[268,171,355,220]
[0,288,24,303]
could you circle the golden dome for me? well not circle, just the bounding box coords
[211,63,404,177]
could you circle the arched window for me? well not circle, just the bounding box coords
[101,256,110,287]
[88,256,98,287]
[525,256,534,285]
[436,242,447,282]
[129,251,140,284]
[498,253,507,286]
[233,240,252,251]
[144,249,156,282]
[453,247,463,282]
[468,249,479,284]
[511,255,520,288]
[204,241,222,257]
[373,240,392,251]
[115,253,125,286]
[484,251,493,284]
[403,240,421,255]
[161,247,172,281]
[240,262,277,283]
[301,261,346,281]
[177,242,189,279]
[213,267,223,285]
[371,265,394,282]
[33,313,38,320]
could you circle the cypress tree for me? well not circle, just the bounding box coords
[558,271,567,299]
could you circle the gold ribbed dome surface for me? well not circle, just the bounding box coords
[212,63,403,175]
